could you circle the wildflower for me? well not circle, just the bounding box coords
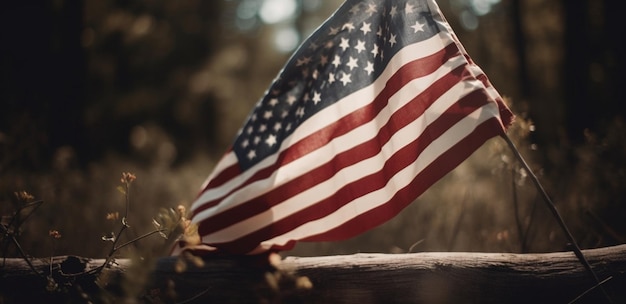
[14,191,34,202]
[106,212,120,220]
[176,205,186,218]
[120,172,137,184]
[49,230,62,239]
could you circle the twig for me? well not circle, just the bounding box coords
[568,276,613,304]
[114,229,168,252]
[176,287,212,304]
[0,201,46,279]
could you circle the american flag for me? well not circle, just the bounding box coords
[172,0,514,255]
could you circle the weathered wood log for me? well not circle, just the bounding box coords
[1,244,626,303]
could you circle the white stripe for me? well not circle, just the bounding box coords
[193,152,238,199]
[204,77,485,242]
[255,101,500,251]
[191,32,456,213]
[192,53,468,226]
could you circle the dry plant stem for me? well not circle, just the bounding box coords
[569,276,614,304]
[501,133,612,303]
[1,201,45,279]
[99,182,132,273]
[114,229,167,252]
[1,226,43,278]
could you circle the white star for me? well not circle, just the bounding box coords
[312,91,321,104]
[241,139,249,148]
[329,72,336,84]
[360,22,371,35]
[273,122,282,131]
[312,69,319,80]
[364,61,374,75]
[349,4,360,14]
[411,21,425,33]
[247,149,256,160]
[365,3,377,15]
[389,5,398,17]
[263,110,272,119]
[265,134,277,147]
[340,72,352,86]
[268,98,279,106]
[354,40,366,53]
[296,56,312,66]
[347,57,359,70]
[389,33,397,47]
[339,37,350,51]
[296,106,305,117]
[332,55,342,68]
[254,136,261,145]
[371,44,379,57]
[405,3,415,14]
[246,126,253,134]
[259,124,267,132]
[342,22,355,32]
[286,95,297,105]
[376,26,383,37]
[328,27,339,35]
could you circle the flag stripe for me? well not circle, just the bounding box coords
[196,61,473,237]
[191,33,458,214]
[201,81,495,246]
[192,37,462,214]
[214,101,502,253]
[301,117,503,241]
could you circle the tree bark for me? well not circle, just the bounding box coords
[2,244,626,303]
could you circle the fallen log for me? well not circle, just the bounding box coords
[1,244,625,303]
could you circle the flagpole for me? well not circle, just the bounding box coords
[501,133,612,303]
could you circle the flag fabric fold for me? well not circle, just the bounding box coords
[172,0,514,256]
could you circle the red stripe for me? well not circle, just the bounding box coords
[206,89,494,253]
[474,73,514,128]
[196,62,469,237]
[198,150,238,190]
[302,118,504,241]
[192,42,462,216]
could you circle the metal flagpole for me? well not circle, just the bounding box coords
[501,133,612,303]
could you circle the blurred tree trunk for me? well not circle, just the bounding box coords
[510,0,530,100]
[1,1,86,168]
[563,0,625,142]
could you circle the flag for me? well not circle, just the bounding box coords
[172,0,514,255]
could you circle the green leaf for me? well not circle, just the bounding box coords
[116,186,126,195]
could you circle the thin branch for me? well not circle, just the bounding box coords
[114,229,168,252]
[569,276,614,304]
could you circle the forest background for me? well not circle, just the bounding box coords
[1,0,625,259]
